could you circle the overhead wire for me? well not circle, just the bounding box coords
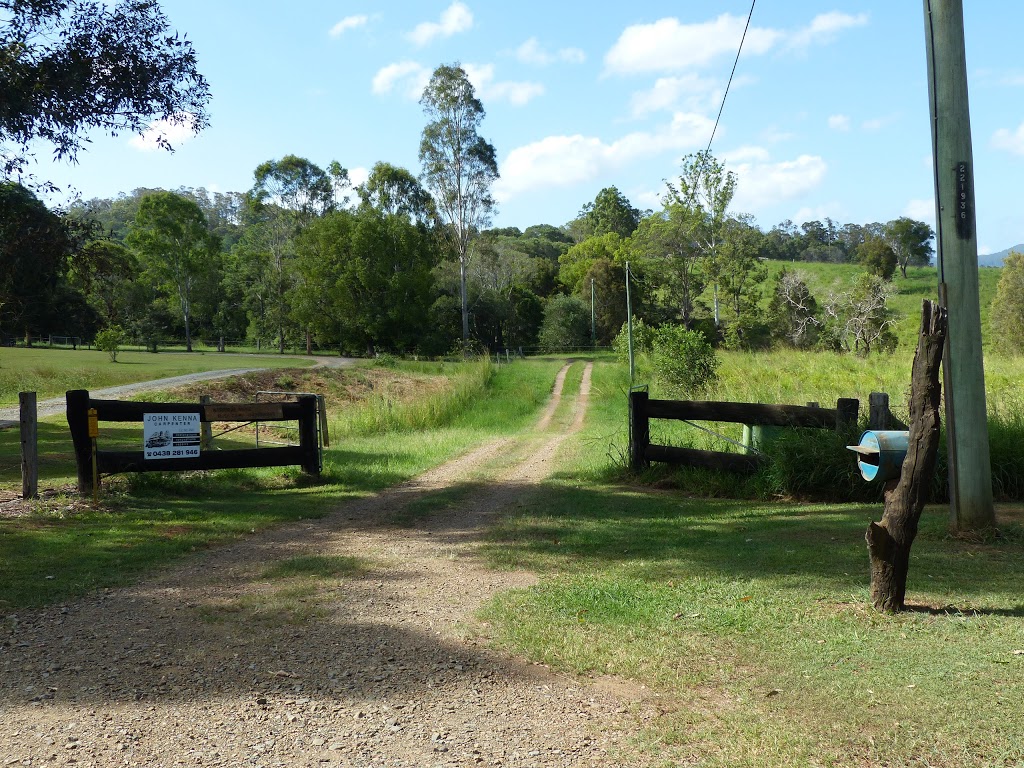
[705,0,758,156]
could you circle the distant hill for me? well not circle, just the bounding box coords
[978,245,1023,267]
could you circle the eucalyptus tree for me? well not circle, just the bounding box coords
[419,63,499,351]
[630,204,707,330]
[357,161,437,226]
[883,217,934,277]
[126,191,218,352]
[243,155,350,351]
[0,0,210,179]
[574,186,642,240]
[666,151,736,327]
[292,208,437,354]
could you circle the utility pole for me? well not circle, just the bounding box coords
[922,0,995,530]
[625,262,635,384]
[590,278,596,347]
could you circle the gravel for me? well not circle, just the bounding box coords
[1,362,655,767]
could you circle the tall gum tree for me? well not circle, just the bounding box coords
[126,191,217,352]
[418,63,498,352]
[245,155,348,352]
[666,151,736,328]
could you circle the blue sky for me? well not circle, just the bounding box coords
[30,1,1024,253]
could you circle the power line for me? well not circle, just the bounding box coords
[705,0,757,155]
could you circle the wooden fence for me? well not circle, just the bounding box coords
[629,389,860,474]
[66,389,322,494]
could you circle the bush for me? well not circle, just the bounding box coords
[612,316,653,363]
[650,324,719,397]
[95,325,125,362]
[991,251,1024,354]
[538,295,590,352]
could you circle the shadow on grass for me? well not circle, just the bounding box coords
[1,466,1022,712]
[479,482,1024,605]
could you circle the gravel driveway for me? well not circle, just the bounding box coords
[1,362,655,767]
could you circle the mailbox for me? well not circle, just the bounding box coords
[847,430,910,483]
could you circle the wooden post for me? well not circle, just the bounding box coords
[66,389,94,495]
[316,394,330,448]
[297,394,321,478]
[19,392,38,500]
[200,395,213,450]
[923,0,995,530]
[866,301,947,612]
[835,398,859,432]
[869,392,891,430]
[629,389,650,473]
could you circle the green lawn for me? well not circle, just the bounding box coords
[0,346,318,406]
[476,358,1024,767]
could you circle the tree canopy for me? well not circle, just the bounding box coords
[1,0,210,177]
[419,63,498,349]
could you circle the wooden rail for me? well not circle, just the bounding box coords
[629,390,859,474]
[66,389,322,494]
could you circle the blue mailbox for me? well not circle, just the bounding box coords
[847,430,910,482]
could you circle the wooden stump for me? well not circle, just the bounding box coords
[865,300,947,612]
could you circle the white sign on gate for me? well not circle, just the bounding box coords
[143,413,201,459]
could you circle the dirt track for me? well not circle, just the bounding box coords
[0,361,654,767]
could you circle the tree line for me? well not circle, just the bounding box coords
[2,16,941,358]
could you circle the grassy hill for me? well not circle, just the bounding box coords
[765,261,1002,350]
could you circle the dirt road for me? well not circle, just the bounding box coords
[0,361,653,767]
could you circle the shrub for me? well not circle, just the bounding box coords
[95,325,125,362]
[612,316,653,363]
[650,324,719,396]
[991,251,1024,354]
[538,294,590,352]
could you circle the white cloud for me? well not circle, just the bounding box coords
[329,14,368,37]
[788,12,869,49]
[407,1,473,46]
[992,123,1024,155]
[828,114,850,131]
[629,74,721,118]
[792,204,843,223]
[494,112,714,201]
[729,152,828,211]
[372,61,430,99]
[604,12,867,76]
[904,198,935,223]
[464,63,544,106]
[605,14,781,74]
[128,113,198,151]
[348,166,370,188]
[861,116,889,132]
[723,145,771,163]
[516,37,585,66]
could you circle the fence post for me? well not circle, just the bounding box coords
[629,389,650,473]
[835,398,859,432]
[66,389,94,495]
[200,395,213,449]
[297,394,321,478]
[19,392,38,499]
[869,392,891,430]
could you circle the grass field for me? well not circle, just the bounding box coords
[0,346,317,406]
[4,347,1024,765]
[765,262,1003,350]
[478,358,1024,767]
